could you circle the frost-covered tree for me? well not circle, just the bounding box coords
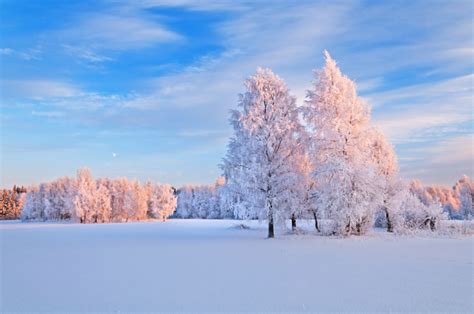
[215,177,234,219]
[124,180,147,222]
[410,180,435,206]
[400,192,444,232]
[222,68,303,237]
[109,178,129,222]
[366,127,400,232]
[42,177,76,220]
[408,178,469,220]
[280,149,315,231]
[146,182,177,221]
[381,181,445,233]
[192,186,213,218]
[20,169,177,224]
[1,186,26,220]
[174,179,234,220]
[175,185,194,218]
[458,177,473,220]
[74,168,98,223]
[21,186,40,220]
[95,182,112,223]
[303,51,383,235]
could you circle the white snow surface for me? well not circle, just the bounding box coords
[1,219,473,313]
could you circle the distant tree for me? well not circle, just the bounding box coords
[74,168,97,223]
[109,178,129,222]
[124,180,147,222]
[459,176,473,220]
[216,178,237,219]
[175,185,194,218]
[19,169,178,224]
[95,182,112,223]
[146,182,177,221]
[410,180,435,206]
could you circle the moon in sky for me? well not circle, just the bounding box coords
[112,153,117,158]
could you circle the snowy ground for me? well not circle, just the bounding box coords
[1,219,473,313]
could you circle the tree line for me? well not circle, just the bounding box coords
[21,169,177,223]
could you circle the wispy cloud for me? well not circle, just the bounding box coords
[0,48,13,55]
[31,110,65,118]
[62,45,114,63]
[1,80,80,100]
[59,13,182,51]
[371,74,473,143]
[0,47,42,61]
[132,0,248,11]
[428,134,473,165]
[399,133,473,185]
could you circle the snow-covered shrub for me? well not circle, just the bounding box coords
[393,191,446,233]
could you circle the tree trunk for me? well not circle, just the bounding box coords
[268,219,274,238]
[345,221,351,235]
[291,213,296,231]
[267,198,275,238]
[312,210,320,232]
[430,218,436,231]
[384,208,393,232]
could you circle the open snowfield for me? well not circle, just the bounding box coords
[1,219,473,313]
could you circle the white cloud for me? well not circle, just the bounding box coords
[62,45,114,63]
[0,48,13,55]
[121,2,353,111]
[371,74,473,143]
[428,134,474,165]
[398,133,474,185]
[0,47,42,60]
[1,80,80,100]
[133,0,248,11]
[177,129,229,138]
[31,110,64,118]
[60,13,182,50]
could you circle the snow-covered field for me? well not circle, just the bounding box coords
[1,219,472,313]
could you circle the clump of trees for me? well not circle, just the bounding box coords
[221,50,471,237]
[22,169,177,223]
[410,176,473,220]
[174,177,234,219]
[0,186,27,220]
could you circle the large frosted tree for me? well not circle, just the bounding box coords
[222,68,302,238]
[303,51,383,235]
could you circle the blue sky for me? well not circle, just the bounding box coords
[1,0,472,188]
